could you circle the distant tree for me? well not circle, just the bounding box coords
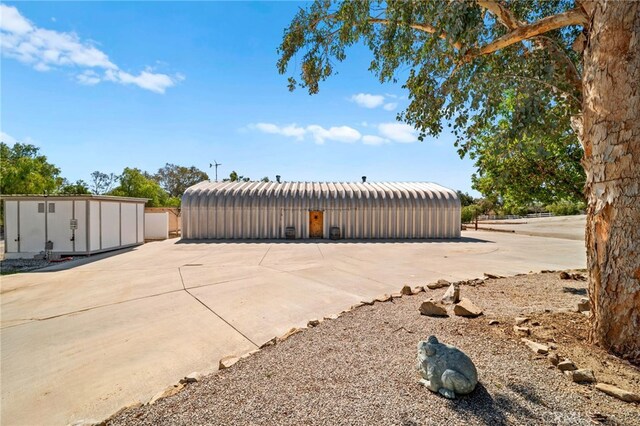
[456,190,475,207]
[90,171,119,195]
[154,163,208,198]
[110,167,177,207]
[223,171,251,182]
[0,142,63,194]
[57,179,91,195]
[261,176,270,182]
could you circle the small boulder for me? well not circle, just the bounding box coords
[559,271,571,280]
[577,298,590,312]
[488,320,500,325]
[218,355,240,370]
[441,283,461,304]
[521,338,549,355]
[595,383,640,403]
[412,286,425,295]
[548,353,560,366]
[453,298,483,318]
[513,326,531,336]
[375,294,392,303]
[324,314,340,320]
[557,360,577,371]
[401,285,413,295]
[307,319,320,327]
[515,317,530,325]
[566,369,596,383]
[179,372,203,384]
[419,299,448,317]
[483,273,503,279]
[279,327,303,342]
[427,279,450,290]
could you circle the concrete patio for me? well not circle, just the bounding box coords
[1,229,586,425]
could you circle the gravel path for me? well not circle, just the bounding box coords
[109,274,639,426]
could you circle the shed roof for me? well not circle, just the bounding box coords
[0,194,148,203]
[183,181,458,202]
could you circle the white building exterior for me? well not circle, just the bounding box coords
[2,195,147,259]
[181,181,461,240]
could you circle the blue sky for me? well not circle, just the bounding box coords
[1,1,479,195]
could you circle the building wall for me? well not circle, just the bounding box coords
[144,212,169,240]
[2,197,145,258]
[181,181,461,240]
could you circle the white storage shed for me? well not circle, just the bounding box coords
[181,181,460,240]
[2,195,147,259]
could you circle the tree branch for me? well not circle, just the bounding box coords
[477,1,522,29]
[467,8,588,58]
[368,18,462,50]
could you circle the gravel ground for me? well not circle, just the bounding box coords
[0,258,52,274]
[109,273,639,426]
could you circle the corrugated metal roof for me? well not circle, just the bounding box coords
[183,181,458,202]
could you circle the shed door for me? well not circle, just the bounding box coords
[4,201,19,253]
[19,201,46,253]
[309,211,323,238]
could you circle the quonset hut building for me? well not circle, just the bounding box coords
[181,181,460,240]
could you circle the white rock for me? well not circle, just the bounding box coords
[218,355,240,370]
[515,317,530,325]
[521,338,549,355]
[557,360,577,371]
[441,283,460,304]
[149,383,185,404]
[595,383,640,403]
[513,326,531,336]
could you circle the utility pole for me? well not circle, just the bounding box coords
[209,160,222,182]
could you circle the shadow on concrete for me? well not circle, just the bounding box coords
[175,236,492,245]
[562,287,587,295]
[29,247,138,273]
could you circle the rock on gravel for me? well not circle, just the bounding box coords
[521,339,549,355]
[557,360,577,372]
[453,298,483,317]
[515,317,530,325]
[419,299,448,317]
[400,285,413,295]
[218,356,240,370]
[513,326,531,336]
[566,369,596,383]
[149,383,185,405]
[426,279,450,289]
[595,383,640,403]
[441,283,460,304]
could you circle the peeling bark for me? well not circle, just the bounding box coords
[583,1,640,363]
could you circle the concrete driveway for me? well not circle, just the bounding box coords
[1,230,586,425]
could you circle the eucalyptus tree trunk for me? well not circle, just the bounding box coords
[582,0,640,363]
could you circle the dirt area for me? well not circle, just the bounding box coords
[107,272,640,425]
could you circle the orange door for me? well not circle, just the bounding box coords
[309,211,323,238]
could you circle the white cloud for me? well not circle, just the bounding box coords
[350,93,385,109]
[306,125,361,144]
[378,122,418,143]
[1,131,17,145]
[251,123,361,145]
[254,122,306,140]
[362,135,388,146]
[76,70,101,85]
[383,102,398,111]
[0,4,182,94]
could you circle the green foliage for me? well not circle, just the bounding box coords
[57,179,91,195]
[223,171,251,182]
[0,142,63,194]
[278,1,584,204]
[545,199,585,216]
[461,205,481,223]
[153,163,208,198]
[470,92,584,206]
[456,190,475,207]
[261,176,270,182]
[110,168,172,207]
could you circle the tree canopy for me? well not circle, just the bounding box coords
[154,163,208,198]
[110,167,180,207]
[0,142,63,195]
[278,0,585,206]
